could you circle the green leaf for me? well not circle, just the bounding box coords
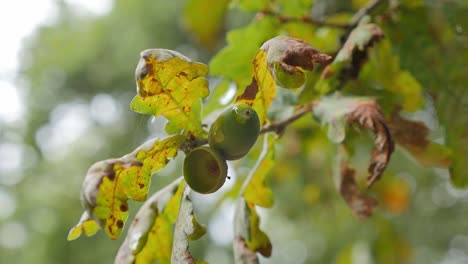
[131,49,210,136]
[236,0,271,12]
[314,95,394,188]
[115,178,185,264]
[209,17,280,89]
[243,134,276,208]
[281,22,343,54]
[172,188,207,264]
[67,211,99,241]
[316,22,384,94]
[277,0,314,17]
[360,39,425,112]
[234,198,272,258]
[183,0,229,49]
[71,135,184,240]
[382,5,467,187]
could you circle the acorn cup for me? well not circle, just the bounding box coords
[183,146,228,194]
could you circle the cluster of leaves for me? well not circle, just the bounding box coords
[68,0,466,263]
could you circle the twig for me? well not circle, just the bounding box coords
[260,101,316,135]
[349,0,383,27]
[341,0,385,41]
[184,101,316,152]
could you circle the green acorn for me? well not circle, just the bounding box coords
[208,104,260,160]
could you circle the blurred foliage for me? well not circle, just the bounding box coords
[1,0,467,264]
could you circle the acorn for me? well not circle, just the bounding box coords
[208,104,260,160]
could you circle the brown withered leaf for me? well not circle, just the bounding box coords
[346,99,394,188]
[389,111,453,168]
[317,22,384,94]
[260,35,332,75]
[340,163,378,220]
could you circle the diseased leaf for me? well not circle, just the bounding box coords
[209,17,280,89]
[347,99,394,187]
[235,36,331,126]
[172,187,207,264]
[131,49,209,136]
[261,36,332,90]
[339,162,378,220]
[183,0,229,49]
[262,36,332,77]
[389,112,453,168]
[135,181,185,264]
[115,178,185,264]
[67,211,99,241]
[316,22,384,94]
[72,135,184,240]
[235,50,277,126]
[234,198,272,258]
[243,134,275,208]
[314,95,394,188]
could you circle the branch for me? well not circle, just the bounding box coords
[349,0,383,27]
[342,0,385,41]
[260,101,316,135]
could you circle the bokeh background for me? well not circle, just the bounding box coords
[0,0,467,263]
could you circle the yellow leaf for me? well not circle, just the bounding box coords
[134,180,186,264]
[67,211,99,241]
[236,50,277,126]
[244,134,275,208]
[234,198,272,257]
[74,135,184,240]
[131,49,210,136]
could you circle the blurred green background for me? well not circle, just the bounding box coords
[0,0,467,263]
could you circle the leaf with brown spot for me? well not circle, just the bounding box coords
[236,50,277,126]
[339,162,378,220]
[316,22,385,94]
[314,95,394,188]
[171,188,207,264]
[115,178,185,264]
[71,135,184,240]
[389,112,453,168]
[131,49,210,136]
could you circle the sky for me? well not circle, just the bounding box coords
[0,0,113,124]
